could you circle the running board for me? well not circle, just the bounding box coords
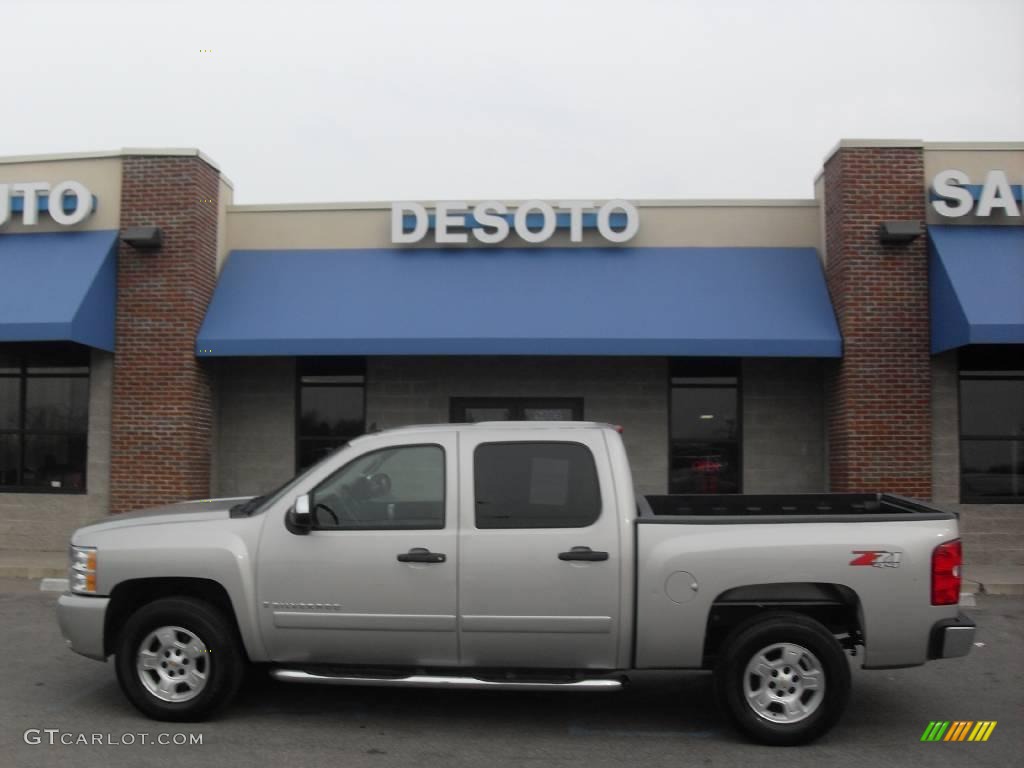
[271,669,623,692]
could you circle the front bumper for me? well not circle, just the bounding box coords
[56,593,110,661]
[928,612,976,659]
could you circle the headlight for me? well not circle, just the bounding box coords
[69,545,97,594]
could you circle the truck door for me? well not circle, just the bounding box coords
[457,430,622,669]
[255,432,458,666]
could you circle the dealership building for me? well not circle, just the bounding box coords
[0,140,1021,564]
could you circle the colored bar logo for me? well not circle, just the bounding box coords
[920,721,997,742]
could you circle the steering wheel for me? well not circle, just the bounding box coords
[314,502,339,527]
[312,486,363,527]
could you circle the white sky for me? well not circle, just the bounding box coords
[4,0,1023,203]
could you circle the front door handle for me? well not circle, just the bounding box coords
[558,546,609,562]
[397,547,446,564]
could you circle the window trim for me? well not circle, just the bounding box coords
[450,397,584,423]
[472,439,603,530]
[310,442,447,531]
[958,367,1024,504]
[667,360,743,495]
[0,347,90,495]
[294,358,367,474]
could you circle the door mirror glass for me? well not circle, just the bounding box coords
[286,493,313,534]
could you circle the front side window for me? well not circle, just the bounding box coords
[311,444,445,530]
[959,347,1024,503]
[0,345,89,493]
[474,442,601,529]
[670,360,740,494]
[297,358,365,471]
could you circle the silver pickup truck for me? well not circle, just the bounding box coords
[57,422,975,745]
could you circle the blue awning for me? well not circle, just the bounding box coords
[929,226,1024,353]
[0,230,118,351]
[197,246,842,357]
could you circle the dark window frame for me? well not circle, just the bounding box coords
[958,347,1024,504]
[450,397,584,423]
[310,442,446,531]
[0,344,90,495]
[472,440,602,529]
[295,358,367,473]
[668,359,742,495]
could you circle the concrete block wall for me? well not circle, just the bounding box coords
[931,352,960,504]
[932,352,1024,566]
[212,357,296,498]
[366,357,669,494]
[0,349,113,551]
[742,359,827,493]
[211,355,831,502]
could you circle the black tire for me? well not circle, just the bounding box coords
[114,597,245,721]
[714,612,851,746]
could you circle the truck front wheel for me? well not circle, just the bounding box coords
[114,597,245,721]
[714,612,851,746]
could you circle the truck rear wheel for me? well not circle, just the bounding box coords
[114,597,245,721]
[714,612,850,746]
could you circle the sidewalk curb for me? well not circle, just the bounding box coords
[962,581,1024,597]
[0,565,67,581]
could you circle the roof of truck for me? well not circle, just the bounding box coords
[361,421,616,438]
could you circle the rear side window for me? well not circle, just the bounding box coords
[474,442,601,529]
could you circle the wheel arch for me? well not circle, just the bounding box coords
[702,582,863,668]
[104,577,252,660]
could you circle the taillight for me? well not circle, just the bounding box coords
[932,539,962,605]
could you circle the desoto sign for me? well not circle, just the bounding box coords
[0,181,95,227]
[930,170,1022,218]
[392,200,640,244]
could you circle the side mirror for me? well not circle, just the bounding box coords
[286,494,313,535]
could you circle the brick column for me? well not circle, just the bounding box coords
[110,155,220,513]
[823,145,932,498]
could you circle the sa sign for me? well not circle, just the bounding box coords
[930,170,1021,218]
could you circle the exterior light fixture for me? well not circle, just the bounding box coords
[121,226,164,249]
[878,220,923,245]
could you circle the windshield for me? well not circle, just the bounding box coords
[231,442,351,516]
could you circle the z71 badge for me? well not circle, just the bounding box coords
[850,550,902,568]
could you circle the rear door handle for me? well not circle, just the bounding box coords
[397,547,446,564]
[558,546,609,562]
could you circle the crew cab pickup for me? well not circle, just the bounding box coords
[57,422,975,745]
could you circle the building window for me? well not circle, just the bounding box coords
[670,360,740,494]
[0,344,89,493]
[296,359,365,471]
[450,397,583,423]
[959,347,1024,503]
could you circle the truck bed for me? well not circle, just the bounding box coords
[633,491,960,670]
[639,493,955,523]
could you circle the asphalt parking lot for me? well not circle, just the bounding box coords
[2,581,1021,768]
